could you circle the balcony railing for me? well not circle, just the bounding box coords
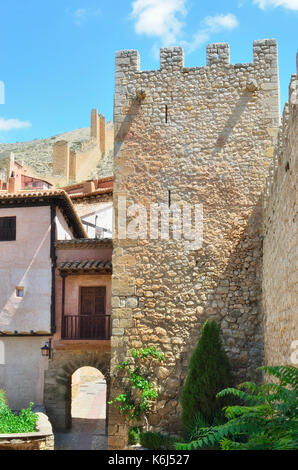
[62,314,111,340]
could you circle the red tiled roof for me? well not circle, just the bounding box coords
[70,187,113,200]
[58,260,112,273]
[56,238,112,249]
[0,190,87,238]
[62,176,114,192]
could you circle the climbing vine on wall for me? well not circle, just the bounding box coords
[109,347,165,429]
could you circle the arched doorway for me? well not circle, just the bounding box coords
[55,367,108,450]
[44,351,110,450]
[71,366,107,433]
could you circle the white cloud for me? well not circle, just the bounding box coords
[254,0,298,9]
[69,7,102,26]
[203,14,239,31]
[131,2,239,54]
[0,117,31,131]
[131,0,187,45]
[74,8,88,25]
[184,14,239,53]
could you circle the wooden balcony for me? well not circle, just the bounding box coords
[62,314,111,340]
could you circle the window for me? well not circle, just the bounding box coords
[16,287,24,298]
[0,217,16,241]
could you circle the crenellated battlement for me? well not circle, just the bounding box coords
[160,46,184,69]
[115,39,278,74]
[114,38,280,140]
[206,43,230,66]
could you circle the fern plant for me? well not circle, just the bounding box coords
[176,365,298,450]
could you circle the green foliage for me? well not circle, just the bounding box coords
[109,347,165,424]
[176,365,298,450]
[140,431,176,450]
[0,389,8,406]
[128,426,141,445]
[187,410,226,447]
[0,391,38,434]
[180,320,233,431]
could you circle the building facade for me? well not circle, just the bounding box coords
[0,191,86,409]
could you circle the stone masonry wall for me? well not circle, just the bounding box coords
[110,40,280,448]
[263,59,297,367]
[44,347,110,431]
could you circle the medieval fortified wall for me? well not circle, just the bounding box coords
[52,109,114,185]
[263,58,297,367]
[109,39,281,447]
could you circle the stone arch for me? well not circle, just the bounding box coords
[44,350,111,432]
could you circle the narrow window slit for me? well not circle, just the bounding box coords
[165,105,168,123]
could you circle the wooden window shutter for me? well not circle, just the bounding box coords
[0,217,16,241]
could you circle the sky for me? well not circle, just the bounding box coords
[0,0,297,143]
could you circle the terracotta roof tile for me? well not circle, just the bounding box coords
[70,187,113,200]
[0,189,87,239]
[62,176,114,192]
[58,260,112,273]
[56,238,112,249]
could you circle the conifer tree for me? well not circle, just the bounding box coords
[180,320,233,430]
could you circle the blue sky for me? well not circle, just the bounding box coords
[0,0,297,142]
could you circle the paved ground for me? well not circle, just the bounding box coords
[54,380,108,450]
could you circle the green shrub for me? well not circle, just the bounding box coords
[128,426,141,445]
[180,320,233,431]
[187,410,226,445]
[0,391,38,434]
[0,389,7,406]
[177,365,298,450]
[140,431,176,450]
[109,346,165,428]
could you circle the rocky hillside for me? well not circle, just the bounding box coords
[89,149,114,180]
[0,128,90,176]
[0,127,114,179]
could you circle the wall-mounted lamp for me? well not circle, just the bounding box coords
[41,340,52,358]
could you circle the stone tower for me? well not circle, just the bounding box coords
[91,108,106,154]
[52,140,70,180]
[109,39,280,447]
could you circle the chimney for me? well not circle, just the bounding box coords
[8,172,17,193]
[83,180,95,194]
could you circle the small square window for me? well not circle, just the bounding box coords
[16,287,24,298]
[0,217,16,241]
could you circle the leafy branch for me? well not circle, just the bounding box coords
[176,365,298,450]
[109,347,165,430]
